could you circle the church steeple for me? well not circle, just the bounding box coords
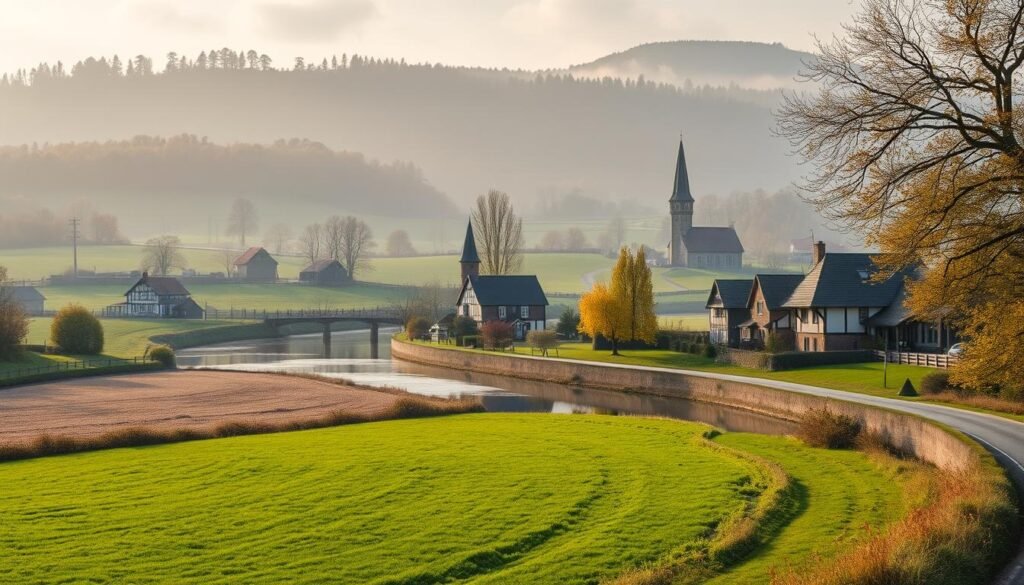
[669,139,694,203]
[459,220,480,283]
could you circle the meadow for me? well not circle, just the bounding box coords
[0,414,920,585]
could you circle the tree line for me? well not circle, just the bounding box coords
[0,206,124,249]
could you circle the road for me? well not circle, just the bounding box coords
[539,357,1024,585]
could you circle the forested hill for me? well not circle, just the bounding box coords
[0,136,455,223]
[0,46,799,210]
[567,41,813,91]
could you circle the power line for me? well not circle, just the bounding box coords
[69,217,80,278]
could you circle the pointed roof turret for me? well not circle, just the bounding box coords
[670,139,694,203]
[460,220,480,263]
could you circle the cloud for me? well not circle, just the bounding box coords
[259,0,377,42]
[134,2,223,33]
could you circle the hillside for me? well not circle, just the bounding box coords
[0,46,800,215]
[567,40,814,91]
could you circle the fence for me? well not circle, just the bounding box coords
[874,350,957,369]
[202,307,404,321]
[0,356,159,382]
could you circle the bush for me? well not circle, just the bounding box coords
[920,371,952,394]
[405,316,431,340]
[50,304,104,354]
[702,343,717,359]
[0,295,28,361]
[555,308,580,339]
[450,316,479,344]
[480,321,514,349]
[147,345,176,368]
[526,330,559,355]
[797,408,862,449]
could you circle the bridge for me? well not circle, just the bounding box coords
[204,307,405,358]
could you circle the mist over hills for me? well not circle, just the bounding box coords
[0,42,806,222]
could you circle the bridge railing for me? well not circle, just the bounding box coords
[204,307,404,322]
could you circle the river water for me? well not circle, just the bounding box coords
[176,327,796,435]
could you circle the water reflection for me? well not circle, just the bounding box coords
[176,329,796,435]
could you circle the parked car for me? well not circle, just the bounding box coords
[948,343,965,357]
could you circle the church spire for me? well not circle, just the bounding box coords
[669,139,694,203]
[459,220,480,282]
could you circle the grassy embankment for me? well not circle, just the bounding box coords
[0,414,923,585]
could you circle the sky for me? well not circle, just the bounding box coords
[0,0,858,73]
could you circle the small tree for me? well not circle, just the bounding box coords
[610,246,657,344]
[405,316,431,340]
[226,198,258,247]
[141,235,186,276]
[480,320,514,350]
[578,282,628,355]
[472,190,524,275]
[299,223,324,266]
[386,229,417,257]
[450,315,479,345]
[526,330,559,356]
[0,267,28,360]
[50,304,104,354]
[264,223,292,254]
[555,307,580,340]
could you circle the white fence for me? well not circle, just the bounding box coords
[874,350,957,369]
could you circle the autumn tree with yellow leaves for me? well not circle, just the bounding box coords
[579,247,657,355]
[779,0,1024,395]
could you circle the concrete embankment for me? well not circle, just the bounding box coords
[391,339,974,471]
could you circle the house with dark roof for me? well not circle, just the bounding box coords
[705,279,753,346]
[234,247,278,281]
[781,243,914,352]
[738,274,805,347]
[299,259,350,286]
[667,140,744,270]
[453,221,548,340]
[109,272,204,319]
[865,283,959,353]
[7,286,45,315]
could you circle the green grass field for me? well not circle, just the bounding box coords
[0,414,921,584]
[0,415,753,584]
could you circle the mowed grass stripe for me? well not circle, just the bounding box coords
[0,415,761,585]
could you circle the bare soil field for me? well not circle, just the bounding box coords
[0,370,398,443]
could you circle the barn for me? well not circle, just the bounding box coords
[234,247,279,282]
[299,259,350,286]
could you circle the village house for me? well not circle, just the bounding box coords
[299,259,350,286]
[667,140,745,270]
[107,272,204,319]
[234,247,278,282]
[705,279,753,346]
[7,286,46,315]
[453,221,548,341]
[738,274,804,347]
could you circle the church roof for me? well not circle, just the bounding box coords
[460,221,480,264]
[669,140,694,203]
[682,227,744,253]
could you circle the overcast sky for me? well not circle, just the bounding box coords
[0,0,857,73]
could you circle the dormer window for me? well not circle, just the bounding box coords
[857,269,870,281]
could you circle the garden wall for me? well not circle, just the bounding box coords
[392,339,974,471]
[718,348,876,371]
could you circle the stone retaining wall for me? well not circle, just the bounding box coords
[392,339,976,471]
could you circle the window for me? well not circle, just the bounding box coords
[812,338,818,351]
[812,310,819,324]
[713,308,724,318]
[498,306,507,319]
[756,301,764,316]
[859,307,869,323]
[803,337,809,351]
[520,306,529,319]
[462,304,469,317]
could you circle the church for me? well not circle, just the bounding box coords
[667,140,745,270]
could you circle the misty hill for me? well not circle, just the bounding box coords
[567,41,814,91]
[0,48,798,214]
[0,136,455,235]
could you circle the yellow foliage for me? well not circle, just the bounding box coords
[578,282,628,353]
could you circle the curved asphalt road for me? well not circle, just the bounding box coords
[538,357,1024,584]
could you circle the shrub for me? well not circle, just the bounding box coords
[450,315,478,344]
[147,344,176,368]
[405,316,431,340]
[797,408,862,449]
[461,335,480,348]
[702,343,717,359]
[555,308,580,339]
[920,371,952,394]
[0,294,28,361]
[898,378,918,396]
[50,304,104,354]
[480,320,514,349]
[526,330,559,355]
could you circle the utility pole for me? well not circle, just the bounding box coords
[69,217,80,278]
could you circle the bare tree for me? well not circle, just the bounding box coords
[540,230,565,251]
[264,223,292,255]
[338,216,375,279]
[89,213,122,244]
[607,215,626,252]
[226,198,258,247]
[323,216,345,262]
[386,229,417,257]
[471,189,524,275]
[220,248,238,277]
[141,236,186,276]
[299,223,324,266]
[394,280,457,324]
[565,227,588,251]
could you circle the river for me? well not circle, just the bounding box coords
[176,327,796,436]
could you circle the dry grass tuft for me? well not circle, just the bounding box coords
[0,395,483,463]
[796,408,862,449]
[928,391,1024,417]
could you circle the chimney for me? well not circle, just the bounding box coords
[812,241,826,266]
[142,271,149,279]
